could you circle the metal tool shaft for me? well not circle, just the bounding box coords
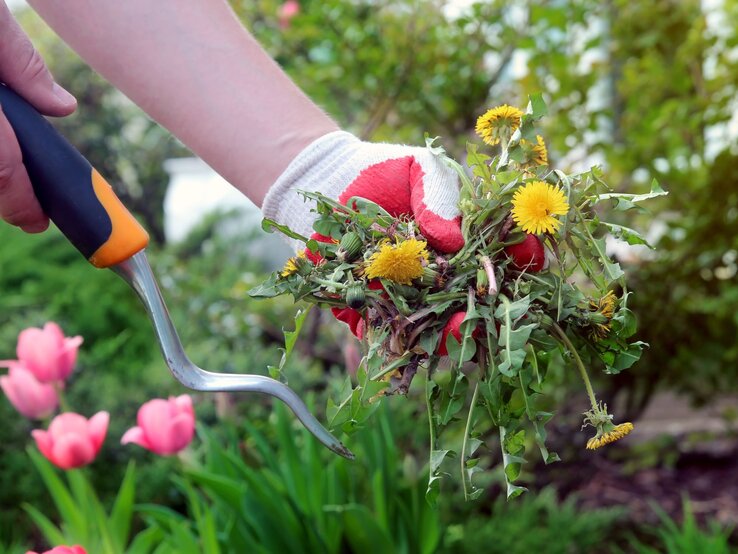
[113,251,354,459]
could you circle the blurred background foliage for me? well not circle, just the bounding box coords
[2,0,738,551]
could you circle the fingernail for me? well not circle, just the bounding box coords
[20,220,49,233]
[52,83,76,107]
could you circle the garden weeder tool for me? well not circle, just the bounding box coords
[0,84,353,460]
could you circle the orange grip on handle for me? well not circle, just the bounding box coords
[88,170,149,267]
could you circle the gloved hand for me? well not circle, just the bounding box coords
[263,131,465,340]
[262,131,464,253]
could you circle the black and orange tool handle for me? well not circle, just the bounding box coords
[0,84,149,268]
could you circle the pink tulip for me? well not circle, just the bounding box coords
[32,412,109,470]
[121,395,195,456]
[0,362,58,419]
[26,545,87,554]
[278,0,300,28]
[13,322,83,383]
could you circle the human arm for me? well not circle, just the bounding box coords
[28,0,338,208]
[26,0,462,251]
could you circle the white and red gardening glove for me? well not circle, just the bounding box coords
[263,131,464,253]
[262,131,465,338]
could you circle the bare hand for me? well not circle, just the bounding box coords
[0,1,76,232]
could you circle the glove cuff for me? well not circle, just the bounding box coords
[262,130,360,250]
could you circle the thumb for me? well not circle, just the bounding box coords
[0,4,76,116]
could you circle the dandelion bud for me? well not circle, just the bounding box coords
[346,283,366,309]
[476,268,488,296]
[337,232,362,261]
[420,267,442,288]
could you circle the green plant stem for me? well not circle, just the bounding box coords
[424,292,467,303]
[313,278,348,290]
[480,256,498,295]
[54,383,71,413]
[425,370,437,478]
[551,322,598,412]
[461,382,479,501]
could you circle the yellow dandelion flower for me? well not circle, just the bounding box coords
[365,238,429,285]
[521,135,548,166]
[475,105,524,146]
[280,250,306,278]
[511,180,570,235]
[586,422,634,450]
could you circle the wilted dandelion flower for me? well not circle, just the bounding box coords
[511,181,569,234]
[281,250,306,277]
[475,105,524,146]
[521,135,548,166]
[586,422,634,450]
[365,238,429,285]
[587,291,617,340]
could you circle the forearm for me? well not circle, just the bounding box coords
[28,0,339,206]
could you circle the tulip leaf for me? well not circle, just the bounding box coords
[110,461,136,550]
[27,448,87,537]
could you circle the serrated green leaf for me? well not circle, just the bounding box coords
[261,218,309,243]
[445,330,476,364]
[499,426,527,499]
[506,483,528,499]
[589,237,625,284]
[594,178,667,204]
[607,341,647,373]
[467,437,484,457]
[503,429,526,455]
[430,449,453,473]
[247,273,290,298]
[527,93,548,118]
[494,295,531,320]
[612,307,637,338]
[438,373,468,425]
[602,222,653,248]
[425,476,442,507]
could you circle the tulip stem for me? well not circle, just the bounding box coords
[54,382,71,413]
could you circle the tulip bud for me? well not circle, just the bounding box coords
[121,395,195,456]
[0,363,58,419]
[32,412,109,470]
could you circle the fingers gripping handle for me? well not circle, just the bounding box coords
[0,84,148,267]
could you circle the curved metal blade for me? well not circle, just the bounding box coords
[112,251,353,460]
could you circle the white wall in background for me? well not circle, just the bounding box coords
[163,157,291,267]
